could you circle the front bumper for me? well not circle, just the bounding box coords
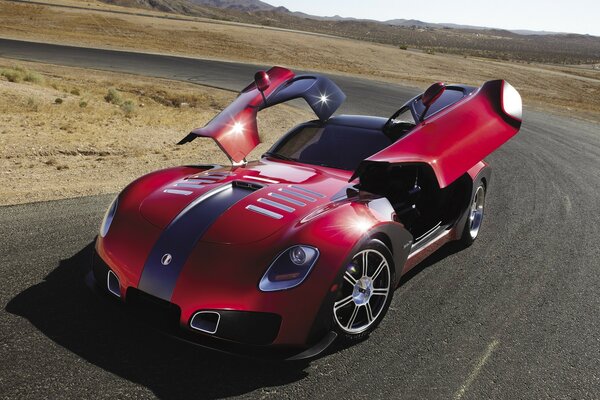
[91,249,334,360]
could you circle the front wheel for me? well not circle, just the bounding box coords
[460,183,486,247]
[332,239,395,342]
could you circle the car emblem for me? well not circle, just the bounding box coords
[161,253,172,266]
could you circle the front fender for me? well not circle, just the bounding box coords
[286,197,412,345]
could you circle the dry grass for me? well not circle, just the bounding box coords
[0,0,599,121]
[0,58,311,205]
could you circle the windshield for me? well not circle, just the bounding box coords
[266,122,393,171]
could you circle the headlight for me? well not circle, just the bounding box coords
[259,245,319,292]
[99,196,119,238]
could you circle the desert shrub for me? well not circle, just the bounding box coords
[71,88,81,96]
[54,98,63,104]
[79,100,88,108]
[148,90,207,108]
[104,88,123,105]
[2,67,44,84]
[23,70,44,84]
[120,100,136,117]
[1,68,23,83]
[399,45,408,50]
[26,97,39,111]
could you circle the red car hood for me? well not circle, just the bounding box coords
[139,160,351,244]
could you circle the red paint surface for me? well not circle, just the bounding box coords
[364,80,520,188]
[189,67,295,163]
[95,77,521,347]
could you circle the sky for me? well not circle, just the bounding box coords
[269,0,600,36]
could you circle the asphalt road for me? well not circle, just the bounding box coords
[1,38,599,399]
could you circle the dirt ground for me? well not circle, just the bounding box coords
[0,0,599,121]
[0,59,310,205]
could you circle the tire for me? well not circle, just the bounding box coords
[332,239,395,342]
[460,182,486,247]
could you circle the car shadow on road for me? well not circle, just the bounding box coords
[5,239,463,398]
[5,242,309,399]
[397,241,465,287]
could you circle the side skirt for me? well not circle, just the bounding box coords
[401,224,455,276]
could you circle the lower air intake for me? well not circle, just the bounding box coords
[190,311,220,334]
[107,270,121,298]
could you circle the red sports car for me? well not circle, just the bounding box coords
[92,67,522,359]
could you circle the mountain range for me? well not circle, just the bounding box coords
[99,0,600,64]
[188,0,566,35]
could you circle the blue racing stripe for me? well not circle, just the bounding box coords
[138,184,252,301]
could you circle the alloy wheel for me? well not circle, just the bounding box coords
[333,248,391,334]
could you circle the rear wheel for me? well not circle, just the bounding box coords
[460,183,486,246]
[332,239,395,342]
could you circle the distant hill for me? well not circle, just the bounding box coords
[98,0,600,64]
[188,0,276,11]
[188,1,573,36]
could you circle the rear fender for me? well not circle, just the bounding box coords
[452,164,492,240]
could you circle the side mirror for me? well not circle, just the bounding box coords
[254,71,270,106]
[422,82,445,107]
[254,71,271,93]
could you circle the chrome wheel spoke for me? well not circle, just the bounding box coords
[372,287,388,297]
[365,302,374,323]
[361,251,369,277]
[346,305,360,329]
[334,295,354,311]
[371,260,386,280]
[344,271,357,286]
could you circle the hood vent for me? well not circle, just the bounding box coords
[246,205,283,220]
[245,185,325,219]
[232,180,264,191]
[163,171,230,195]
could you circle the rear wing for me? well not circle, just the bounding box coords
[178,66,345,164]
[352,80,522,188]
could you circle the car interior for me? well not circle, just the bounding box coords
[358,162,472,242]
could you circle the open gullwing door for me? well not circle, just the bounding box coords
[351,80,522,188]
[178,66,346,164]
